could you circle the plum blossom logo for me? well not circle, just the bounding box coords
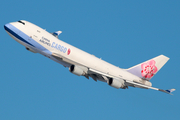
[67,48,71,55]
[141,60,157,79]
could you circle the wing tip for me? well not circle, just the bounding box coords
[159,88,176,95]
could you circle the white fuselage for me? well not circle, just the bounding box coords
[4,20,141,83]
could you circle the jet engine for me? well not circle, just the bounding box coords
[107,78,125,89]
[69,65,85,76]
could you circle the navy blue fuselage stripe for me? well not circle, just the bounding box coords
[4,25,35,47]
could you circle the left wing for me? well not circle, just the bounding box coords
[51,31,62,38]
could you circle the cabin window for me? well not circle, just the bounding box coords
[18,20,25,25]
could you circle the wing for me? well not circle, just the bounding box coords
[51,31,62,38]
[51,52,175,95]
[125,80,175,95]
[89,68,175,95]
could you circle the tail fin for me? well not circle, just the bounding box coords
[126,55,169,80]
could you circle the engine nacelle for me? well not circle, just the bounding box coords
[107,78,125,89]
[69,65,85,76]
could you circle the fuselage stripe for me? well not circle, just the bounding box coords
[4,25,34,47]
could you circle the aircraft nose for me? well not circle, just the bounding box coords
[4,24,8,31]
[4,23,11,32]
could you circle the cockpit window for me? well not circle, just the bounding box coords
[18,20,25,25]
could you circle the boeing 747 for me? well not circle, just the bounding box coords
[4,20,175,94]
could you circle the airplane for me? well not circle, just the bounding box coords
[4,20,175,95]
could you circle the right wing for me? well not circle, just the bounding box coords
[51,52,175,95]
[125,79,175,95]
[51,31,62,38]
[89,68,176,95]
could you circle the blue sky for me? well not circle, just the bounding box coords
[1,0,180,120]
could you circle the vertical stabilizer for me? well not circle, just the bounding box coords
[126,55,169,80]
